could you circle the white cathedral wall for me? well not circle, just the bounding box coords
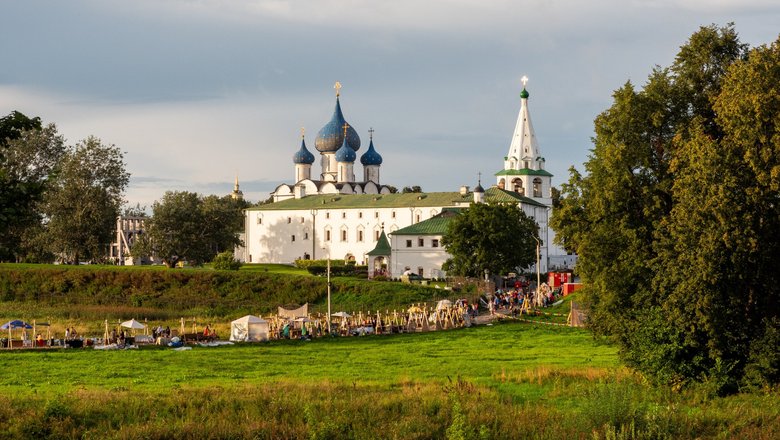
[244,205,443,265]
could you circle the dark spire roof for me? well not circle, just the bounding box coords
[360,130,383,166]
[293,137,315,164]
[315,96,361,153]
[367,230,391,256]
[335,134,356,163]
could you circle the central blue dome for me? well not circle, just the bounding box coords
[315,97,361,153]
[293,138,315,164]
[335,136,356,163]
[360,138,383,166]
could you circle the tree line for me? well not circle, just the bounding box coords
[0,112,245,266]
[551,24,779,392]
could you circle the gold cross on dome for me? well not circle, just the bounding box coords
[334,81,342,97]
[521,75,529,88]
[300,127,305,138]
[342,123,349,137]
[368,127,375,139]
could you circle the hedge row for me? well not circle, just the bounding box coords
[0,265,448,317]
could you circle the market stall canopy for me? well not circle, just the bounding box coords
[1,320,32,330]
[436,299,453,310]
[331,312,352,318]
[120,319,146,330]
[229,315,269,342]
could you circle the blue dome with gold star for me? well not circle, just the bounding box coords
[293,138,315,164]
[315,97,361,153]
[360,138,383,166]
[335,135,356,162]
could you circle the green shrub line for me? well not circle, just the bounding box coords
[0,264,455,322]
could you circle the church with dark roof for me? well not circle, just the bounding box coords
[271,82,394,202]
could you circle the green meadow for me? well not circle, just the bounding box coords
[1,264,778,439]
[2,322,778,439]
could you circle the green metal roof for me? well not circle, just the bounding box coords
[367,230,391,256]
[494,168,553,177]
[248,192,472,211]
[248,188,548,211]
[391,210,462,236]
[484,187,548,207]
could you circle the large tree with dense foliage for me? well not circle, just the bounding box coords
[442,203,538,277]
[42,136,129,264]
[132,191,245,268]
[552,24,780,391]
[0,112,66,261]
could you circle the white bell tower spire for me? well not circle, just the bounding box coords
[495,76,551,203]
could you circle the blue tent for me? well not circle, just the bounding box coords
[1,320,33,330]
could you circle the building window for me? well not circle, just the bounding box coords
[418,238,424,247]
[375,212,379,218]
[417,267,424,277]
[375,230,380,241]
[358,212,363,219]
[392,211,396,219]
[326,213,330,219]
[341,230,347,242]
[432,239,439,248]
[406,240,412,248]
[533,178,542,198]
[325,230,331,241]
[287,217,291,224]
[416,214,421,223]
[342,212,346,219]
[358,230,364,242]
[257,217,262,225]
[291,235,296,242]
[304,232,309,240]
[300,217,305,223]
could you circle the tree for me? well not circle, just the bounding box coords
[551,24,780,390]
[133,191,244,268]
[43,136,129,264]
[441,203,538,277]
[0,114,66,261]
[402,185,422,193]
[212,250,242,270]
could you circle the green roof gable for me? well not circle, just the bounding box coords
[494,168,553,177]
[392,210,461,236]
[484,187,548,207]
[367,230,391,256]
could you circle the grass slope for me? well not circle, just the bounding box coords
[2,322,778,439]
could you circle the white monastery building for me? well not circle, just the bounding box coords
[242,79,572,277]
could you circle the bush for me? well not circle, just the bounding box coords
[212,251,242,271]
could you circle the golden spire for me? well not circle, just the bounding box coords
[334,81,342,97]
[301,126,305,138]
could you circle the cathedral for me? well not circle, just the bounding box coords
[242,80,570,277]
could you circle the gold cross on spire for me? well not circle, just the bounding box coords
[478,171,482,184]
[300,127,305,138]
[521,75,529,88]
[368,127,374,140]
[334,81,342,97]
[342,122,349,137]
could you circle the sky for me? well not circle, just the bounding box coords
[2,0,779,208]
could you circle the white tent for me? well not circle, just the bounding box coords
[229,315,269,342]
[436,299,453,310]
[120,319,145,330]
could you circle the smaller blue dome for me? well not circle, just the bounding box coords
[293,138,315,164]
[335,136,356,162]
[360,139,383,166]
